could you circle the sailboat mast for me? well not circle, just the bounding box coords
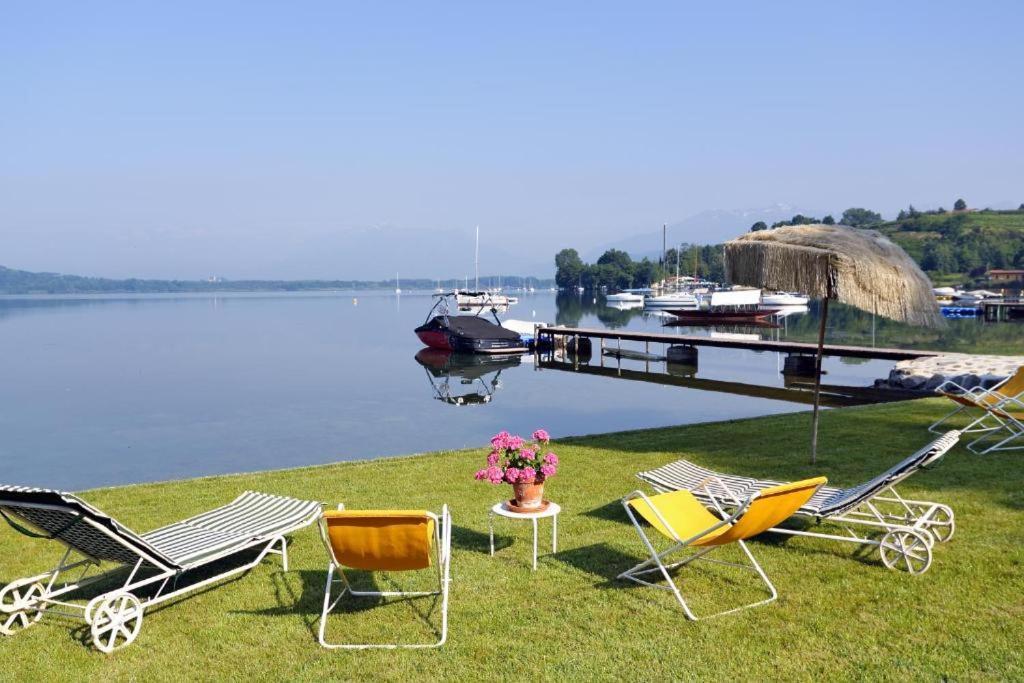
[474,225,480,291]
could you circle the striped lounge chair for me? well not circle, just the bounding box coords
[636,431,960,575]
[0,486,320,652]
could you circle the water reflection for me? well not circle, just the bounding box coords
[538,351,913,408]
[414,349,525,406]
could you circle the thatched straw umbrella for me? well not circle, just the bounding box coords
[724,225,943,463]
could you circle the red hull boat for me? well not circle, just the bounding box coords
[665,308,782,325]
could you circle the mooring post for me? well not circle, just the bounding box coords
[600,337,605,367]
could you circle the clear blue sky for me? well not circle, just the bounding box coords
[2,1,1022,279]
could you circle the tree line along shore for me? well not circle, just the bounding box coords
[555,203,1024,291]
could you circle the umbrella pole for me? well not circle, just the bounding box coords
[810,298,829,464]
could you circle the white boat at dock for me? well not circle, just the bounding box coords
[644,292,699,309]
[761,291,809,306]
[953,289,1002,303]
[456,290,517,310]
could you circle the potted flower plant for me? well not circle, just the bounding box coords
[474,429,558,510]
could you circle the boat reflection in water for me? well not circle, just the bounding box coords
[414,348,526,406]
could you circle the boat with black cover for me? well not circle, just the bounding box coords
[415,292,528,354]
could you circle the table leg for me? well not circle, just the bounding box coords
[552,514,558,553]
[532,518,538,571]
[489,511,495,556]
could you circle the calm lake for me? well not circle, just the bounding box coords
[0,291,1008,489]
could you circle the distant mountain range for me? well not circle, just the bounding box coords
[586,203,828,261]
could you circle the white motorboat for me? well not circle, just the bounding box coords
[761,291,809,306]
[644,292,698,309]
[954,289,1002,303]
[456,290,515,309]
[645,293,697,308]
[606,292,645,302]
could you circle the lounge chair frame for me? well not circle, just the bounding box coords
[637,432,959,575]
[619,487,779,621]
[0,489,319,652]
[960,393,1024,455]
[317,505,452,650]
[929,375,1023,437]
[688,475,944,575]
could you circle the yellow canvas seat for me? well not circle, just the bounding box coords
[317,505,452,649]
[322,510,436,571]
[620,477,826,620]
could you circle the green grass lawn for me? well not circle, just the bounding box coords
[2,399,1022,680]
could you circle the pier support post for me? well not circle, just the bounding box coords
[810,298,830,465]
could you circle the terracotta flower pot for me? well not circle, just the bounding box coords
[512,479,545,509]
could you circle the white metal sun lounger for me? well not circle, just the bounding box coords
[0,486,320,652]
[636,431,960,574]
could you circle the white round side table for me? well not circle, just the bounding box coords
[488,501,561,571]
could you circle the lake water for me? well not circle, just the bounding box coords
[0,291,1001,489]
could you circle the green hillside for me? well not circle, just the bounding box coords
[876,209,1024,285]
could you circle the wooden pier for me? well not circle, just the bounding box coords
[981,300,1024,322]
[536,326,940,361]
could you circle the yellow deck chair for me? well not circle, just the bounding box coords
[930,366,1024,436]
[317,505,452,649]
[620,477,826,620]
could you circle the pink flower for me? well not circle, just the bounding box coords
[486,451,500,466]
[520,466,536,482]
[477,466,504,484]
[504,467,521,484]
[543,452,558,465]
[532,429,550,443]
[520,448,535,462]
[507,435,524,451]
[540,464,557,478]
[490,431,511,450]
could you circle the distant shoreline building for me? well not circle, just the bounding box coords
[987,269,1024,284]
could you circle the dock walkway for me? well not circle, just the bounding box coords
[537,326,941,361]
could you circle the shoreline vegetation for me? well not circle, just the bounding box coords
[0,267,556,296]
[554,205,1024,291]
[2,398,1021,679]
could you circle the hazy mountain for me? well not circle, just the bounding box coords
[585,204,829,261]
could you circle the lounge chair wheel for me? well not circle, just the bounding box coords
[926,506,955,543]
[879,530,933,575]
[89,593,144,653]
[0,582,46,636]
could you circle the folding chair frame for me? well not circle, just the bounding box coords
[963,393,1024,455]
[619,486,777,621]
[317,504,452,650]
[929,376,1022,437]
[0,501,298,653]
[689,475,947,575]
